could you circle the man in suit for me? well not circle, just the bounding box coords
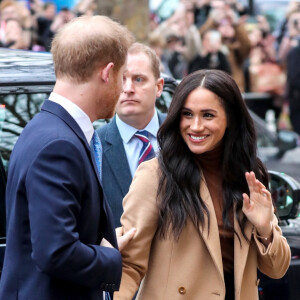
[97,43,165,227]
[0,15,135,300]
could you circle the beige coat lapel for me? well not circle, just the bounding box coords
[234,212,253,295]
[199,180,224,282]
[199,178,254,294]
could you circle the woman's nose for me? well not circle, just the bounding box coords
[190,117,203,131]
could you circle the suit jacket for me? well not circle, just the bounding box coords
[115,159,291,300]
[0,100,122,300]
[97,112,166,227]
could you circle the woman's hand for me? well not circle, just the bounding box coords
[242,171,273,239]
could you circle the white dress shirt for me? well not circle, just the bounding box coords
[48,92,94,143]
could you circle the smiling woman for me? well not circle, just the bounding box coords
[114,69,291,300]
[179,87,227,155]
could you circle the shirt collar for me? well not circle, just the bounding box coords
[116,111,160,143]
[49,92,94,143]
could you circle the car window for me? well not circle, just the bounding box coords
[156,90,173,113]
[249,110,277,147]
[0,92,50,171]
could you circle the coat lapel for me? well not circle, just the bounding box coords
[199,178,254,291]
[234,212,253,295]
[103,118,132,196]
[199,180,224,282]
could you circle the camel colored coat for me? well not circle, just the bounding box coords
[115,159,291,300]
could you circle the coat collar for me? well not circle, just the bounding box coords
[41,100,90,148]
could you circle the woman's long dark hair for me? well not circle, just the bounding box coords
[157,69,269,241]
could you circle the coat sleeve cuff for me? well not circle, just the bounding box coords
[253,224,276,256]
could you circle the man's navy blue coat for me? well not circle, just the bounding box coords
[0,100,122,300]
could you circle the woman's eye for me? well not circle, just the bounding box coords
[204,112,214,118]
[182,111,192,117]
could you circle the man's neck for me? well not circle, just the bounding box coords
[53,79,97,122]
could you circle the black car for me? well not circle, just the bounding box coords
[0,48,300,299]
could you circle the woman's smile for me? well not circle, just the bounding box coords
[180,87,227,155]
[189,134,209,142]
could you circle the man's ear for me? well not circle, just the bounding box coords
[156,77,164,98]
[101,62,114,83]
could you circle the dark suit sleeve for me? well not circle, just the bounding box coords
[26,139,122,289]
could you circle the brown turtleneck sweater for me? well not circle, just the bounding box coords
[195,144,234,274]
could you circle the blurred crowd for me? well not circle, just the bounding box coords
[0,0,95,51]
[1,0,300,133]
[149,0,300,134]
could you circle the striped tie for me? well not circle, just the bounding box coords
[135,130,155,165]
[91,132,102,182]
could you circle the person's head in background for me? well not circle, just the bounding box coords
[0,0,20,22]
[165,33,182,52]
[0,0,32,28]
[202,29,222,55]
[247,25,263,48]
[51,15,134,121]
[209,1,238,40]
[167,2,188,36]
[217,15,236,40]
[286,0,300,19]
[116,42,164,129]
[74,0,97,17]
[43,2,56,20]
[256,15,271,36]
[288,10,300,39]
[4,18,26,49]
[0,1,32,49]
[149,31,166,60]
[59,6,74,23]
[180,0,196,27]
